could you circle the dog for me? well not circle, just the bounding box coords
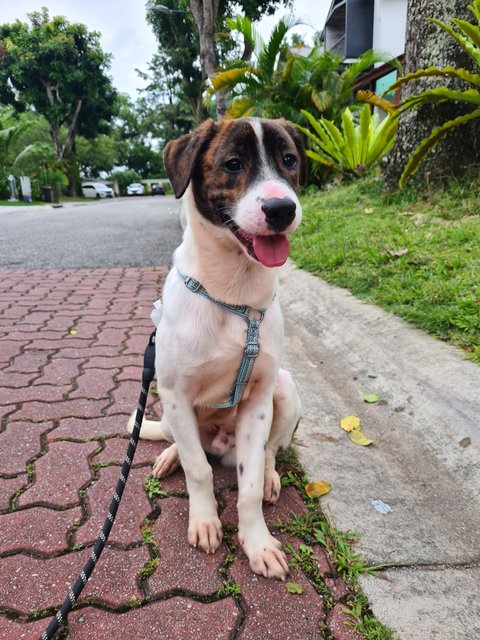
[128,117,306,580]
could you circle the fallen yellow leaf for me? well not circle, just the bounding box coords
[349,429,374,446]
[340,416,361,432]
[305,481,332,498]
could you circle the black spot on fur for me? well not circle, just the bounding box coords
[239,463,244,475]
[258,413,265,420]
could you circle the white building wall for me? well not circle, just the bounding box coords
[373,0,408,58]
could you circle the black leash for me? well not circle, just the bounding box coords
[39,330,157,640]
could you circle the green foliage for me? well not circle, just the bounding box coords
[213,16,397,124]
[297,105,398,176]
[360,0,480,186]
[0,8,116,160]
[344,594,397,640]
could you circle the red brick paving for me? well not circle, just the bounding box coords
[0,267,363,639]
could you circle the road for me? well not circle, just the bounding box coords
[0,196,182,269]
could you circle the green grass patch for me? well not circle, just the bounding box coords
[0,199,46,207]
[293,173,480,362]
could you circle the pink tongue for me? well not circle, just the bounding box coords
[252,235,290,268]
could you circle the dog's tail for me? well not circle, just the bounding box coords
[126,412,173,442]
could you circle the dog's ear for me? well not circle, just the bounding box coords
[163,119,217,198]
[282,121,308,187]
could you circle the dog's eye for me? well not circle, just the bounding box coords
[283,154,297,169]
[223,158,244,173]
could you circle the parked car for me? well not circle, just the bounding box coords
[81,182,114,199]
[150,183,165,196]
[126,182,145,196]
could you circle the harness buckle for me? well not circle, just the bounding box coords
[185,276,202,293]
[245,342,260,357]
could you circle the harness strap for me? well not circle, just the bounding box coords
[178,271,266,408]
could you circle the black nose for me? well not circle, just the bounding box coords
[261,197,296,232]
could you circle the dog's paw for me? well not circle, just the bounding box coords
[263,468,281,504]
[152,445,180,478]
[242,532,289,580]
[188,515,223,554]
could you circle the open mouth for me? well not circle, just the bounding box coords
[227,219,291,268]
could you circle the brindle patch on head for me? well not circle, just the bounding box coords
[260,119,307,189]
[190,119,261,225]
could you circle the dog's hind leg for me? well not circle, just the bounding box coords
[263,368,302,504]
[126,411,174,442]
[126,412,179,477]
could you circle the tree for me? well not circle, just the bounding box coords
[0,8,116,162]
[145,0,292,123]
[383,0,480,189]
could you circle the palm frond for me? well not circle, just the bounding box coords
[258,14,303,80]
[389,66,480,91]
[398,87,480,112]
[356,90,397,114]
[210,66,258,92]
[399,108,480,187]
[429,18,480,66]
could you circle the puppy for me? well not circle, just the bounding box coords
[129,117,306,579]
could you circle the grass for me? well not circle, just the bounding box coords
[0,199,46,206]
[276,447,397,639]
[293,173,480,362]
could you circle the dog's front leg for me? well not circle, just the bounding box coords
[160,389,222,554]
[236,385,289,580]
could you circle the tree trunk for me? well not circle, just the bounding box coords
[189,0,227,119]
[383,0,480,190]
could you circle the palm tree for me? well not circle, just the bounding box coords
[212,15,397,124]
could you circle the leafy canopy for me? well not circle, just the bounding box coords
[0,7,116,158]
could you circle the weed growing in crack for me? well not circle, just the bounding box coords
[143,476,168,500]
[343,593,397,640]
[141,519,159,554]
[284,542,334,610]
[217,579,242,599]
[140,558,160,578]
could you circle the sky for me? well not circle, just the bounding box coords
[0,0,331,99]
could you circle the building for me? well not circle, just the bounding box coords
[323,0,408,102]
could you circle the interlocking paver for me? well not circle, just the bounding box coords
[69,368,117,400]
[10,398,109,422]
[327,604,364,640]
[0,615,49,639]
[0,506,82,554]
[230,554,325,640]
[0,476,26,511]
[0,546,148,613]
[46,416,126,442]
[148,497,227,596]
[93,436,158,466]
[75,466,151,546]
[18,440,98,507]
[0,266,362,639]
[3,348,55,373]
[0,422,50,475]
[68,597,240,639]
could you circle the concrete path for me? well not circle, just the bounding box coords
[280,263,480,640]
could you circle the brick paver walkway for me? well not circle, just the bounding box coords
[0,268,361,639]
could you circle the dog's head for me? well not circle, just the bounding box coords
[163,117,307,268]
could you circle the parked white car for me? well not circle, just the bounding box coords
[126,182,145,196]
[81,182,114,199]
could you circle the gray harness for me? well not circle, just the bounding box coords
[178,271,268,408]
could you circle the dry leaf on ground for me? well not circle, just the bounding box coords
[305,481,332,498]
